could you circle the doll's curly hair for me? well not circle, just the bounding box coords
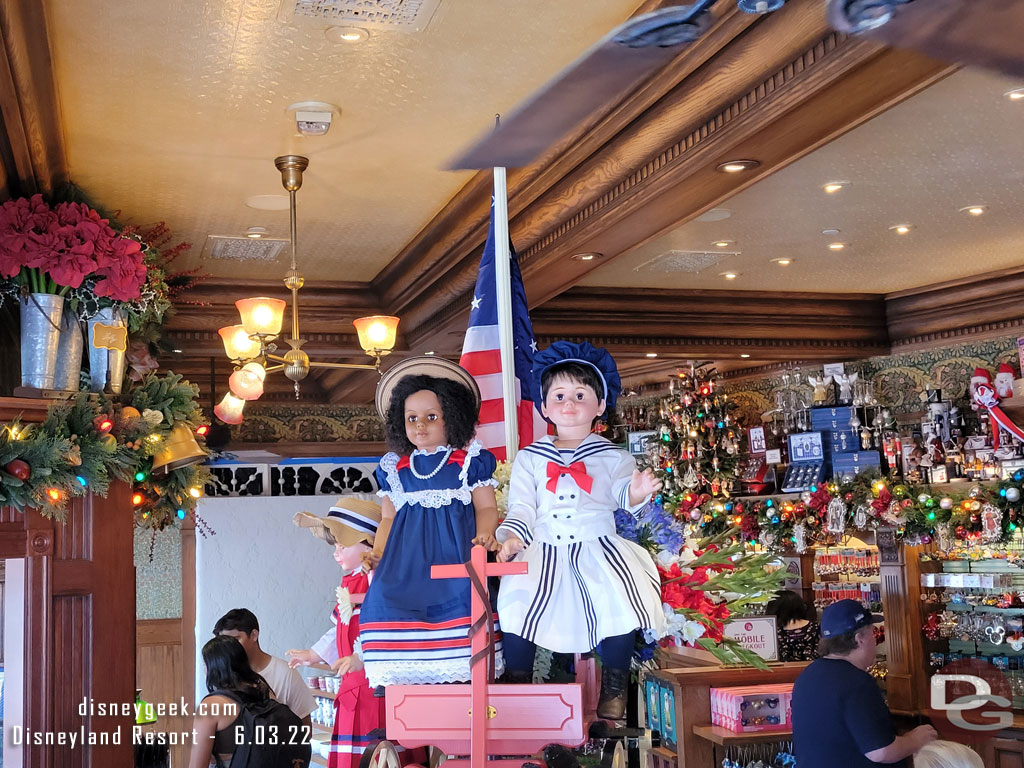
[384,374,479,454]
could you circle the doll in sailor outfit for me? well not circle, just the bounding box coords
[286,498,387,768]
[358,356,502,687]
[496,341,666,719]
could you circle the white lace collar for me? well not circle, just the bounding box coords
[410,444,453,457]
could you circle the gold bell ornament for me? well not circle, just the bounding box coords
[151,424,208,475]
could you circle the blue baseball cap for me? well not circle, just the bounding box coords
[819,599,882,638]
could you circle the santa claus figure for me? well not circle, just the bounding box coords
[969,368,992,410]
[996,362,1017,399]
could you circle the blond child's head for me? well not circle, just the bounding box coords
[914,740,983,768]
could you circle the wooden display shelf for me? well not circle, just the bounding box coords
[691,724,792,746]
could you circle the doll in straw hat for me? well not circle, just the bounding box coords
[357,356,502,687]
[286,498,388,768]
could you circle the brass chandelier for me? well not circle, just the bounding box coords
[214,155,399,424]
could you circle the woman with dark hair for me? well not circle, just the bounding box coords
[766,589,820,662]
[188,635,273,768]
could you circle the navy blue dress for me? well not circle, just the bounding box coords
[359,441,501,686]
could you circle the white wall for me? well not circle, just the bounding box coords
[193,494,376,702]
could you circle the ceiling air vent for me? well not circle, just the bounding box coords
[201,236,289,263]
[280,0,442,30]
[633,250,736,274]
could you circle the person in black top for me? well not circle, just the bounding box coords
[188,635,274,768]
[792,599,936,767]
[765,590,819,662]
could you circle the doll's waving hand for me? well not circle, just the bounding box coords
[628,467,662,507]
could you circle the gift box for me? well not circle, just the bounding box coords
[710,684,793,733]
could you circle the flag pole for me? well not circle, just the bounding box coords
[492,165,519,463]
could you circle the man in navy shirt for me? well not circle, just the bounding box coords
[792,599,936,767]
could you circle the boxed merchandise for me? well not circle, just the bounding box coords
[644,675,661,734]
[710,684,793,733]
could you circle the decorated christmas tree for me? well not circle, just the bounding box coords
[651,366,742,523]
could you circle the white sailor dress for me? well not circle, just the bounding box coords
[495,433,666,653]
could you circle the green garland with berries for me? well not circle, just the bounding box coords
[0,372,211,530]
[669,468,1023,551]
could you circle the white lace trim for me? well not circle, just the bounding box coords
[411,445,451,457]
[378,442,494,510]
[365,654,504,687]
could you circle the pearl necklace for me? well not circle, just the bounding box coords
[408,446,453,480]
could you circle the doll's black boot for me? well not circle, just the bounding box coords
[596,667,629,719]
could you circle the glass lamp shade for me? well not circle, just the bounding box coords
[236,297,286,337]
[353,315,400,353]
[218,325,261,360]
[214,392,246,425]
[228,362,266,401]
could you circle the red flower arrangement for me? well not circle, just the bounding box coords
[0,194,145,300]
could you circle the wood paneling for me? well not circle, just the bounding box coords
[137,618,188,768]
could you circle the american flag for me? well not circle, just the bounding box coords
[459,198,547,461]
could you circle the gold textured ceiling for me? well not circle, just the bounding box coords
[582,67,1024,294]
[44,0,641,281]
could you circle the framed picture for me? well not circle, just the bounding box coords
[748,426,766,454]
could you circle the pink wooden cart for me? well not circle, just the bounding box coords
[358,545,640,768]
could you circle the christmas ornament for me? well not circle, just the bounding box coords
[940,497,953,510]
[1007,487,1021,503]
[981,504,1003,542]
[5,459,29,480]
[936,523,952,552]
[808,374,832,405]
[826,497,847,534]
[996,363,1017,399]
[67,444,82,467]
[142,408,164,426]
[854,505,869,528]
[793,523,807,553]
[121,406,141,420]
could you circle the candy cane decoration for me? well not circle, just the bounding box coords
[972,382,1024,449]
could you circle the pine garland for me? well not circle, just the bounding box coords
[0,372,211,529]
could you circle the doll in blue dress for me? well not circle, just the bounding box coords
[359,356,502,686]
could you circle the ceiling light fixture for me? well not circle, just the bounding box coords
[720,271,739,280]
[822,228,841,236]
[828,242,846,251]
[740,354,751,358]
[645,353,658,358]
[571,252,601,261]
[325,26,369,43]
[889,224,913,235]
[1005,88,1024,101]
[716,159,760,173]
[770,258,792,266]
[960,205,986,216]
[245,226,268,239]
[823,181,849,194]
[216,156,399,423]
[712,240,733,248]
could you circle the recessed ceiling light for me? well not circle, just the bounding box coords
[245,226,267,239]
[1005,88,1024,101]
[720,271,739,280]
[822,228,840,236]
[828,242,846,251]
[325,26,369,43]
[696,208,732,222]
[645,352,658,358]
[771,258,793,266]
[960,205,986,216]
[889,224,913,235]
[740,354,751,358]
[571,252,601,261]
[424,351,435,355]
[712,240,734,248]
[716,159,760,173]
[823,181,849,194]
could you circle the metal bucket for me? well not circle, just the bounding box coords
[19,293,64,390]
[88,306,127,394]
[54,308,84,392]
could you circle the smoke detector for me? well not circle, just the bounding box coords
[286,101,341,137]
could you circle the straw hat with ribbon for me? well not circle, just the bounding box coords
[374,355,480,419]
[293,497,382,547]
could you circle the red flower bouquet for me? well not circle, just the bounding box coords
[0,194,145,299]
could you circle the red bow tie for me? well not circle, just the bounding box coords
[397,449,467,471]
[546,461,593,494]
